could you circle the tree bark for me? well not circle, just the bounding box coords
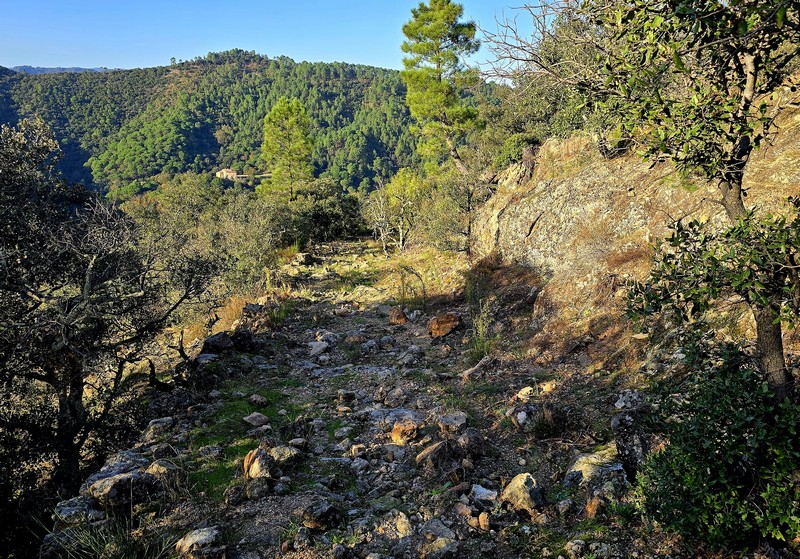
[753,302,790,402]
[444,135,469,176]
[52,363,86,497]
[719,169,791,399]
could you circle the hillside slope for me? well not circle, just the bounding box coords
[0,50,416,192]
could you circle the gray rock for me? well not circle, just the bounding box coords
[88,471,156,508]
[564,539,585,559]
[195,354,218,366]
[422,519,456,540]
[300,499,340,530]
[202,332,234,354]
[242,412,270,427]
[242,303,264,317]
[268,445,301,465]
[273,481,292,496]
[611,411,648,481]
[457,428,486,455]
[309,341,330,357]
[199,445,224,459]
[361,339,379,354]
[52,496,104,527]
[246,477,272,499]
[500,473,544,516]
[150,442,179,459]
[384,387,407,407]
[249,394,268,406]
[143,417,174,443]
[368,407,423,429]
[82,450,149,491]
[470,484,498,502]
[425,537,459,559]
[175,526,223,556]
[438,412,468,436]
[564,446,626,488]
[334,426,353,439]
[614,389,644,410]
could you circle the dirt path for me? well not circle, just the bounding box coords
[46,241,663,559]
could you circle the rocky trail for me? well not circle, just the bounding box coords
[44,241,668,559]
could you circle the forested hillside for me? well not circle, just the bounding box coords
[0,49,416,195]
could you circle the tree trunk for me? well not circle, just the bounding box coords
[753,302,790,402]
[52,364,86,497]
[719,170,791,399]
[444,135,469,176]
[719,178,747,221]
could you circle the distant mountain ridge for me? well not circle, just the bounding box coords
[11,66,110,74]
[0,50,417,195]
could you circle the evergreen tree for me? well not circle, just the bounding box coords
[401,0,479,174]
[260,97,313,200]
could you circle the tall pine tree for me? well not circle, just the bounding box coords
[260,97,313,200]
[401,0,479,175]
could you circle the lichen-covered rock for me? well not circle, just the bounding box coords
[437,411,468,437]
[391,418,419,446]
[243,448,279,479]
[500,473,544,516]
[268,445,301,465]
[611,410,648,481]
[175,526,225,558]
[142,417,174,443]
[52,496,104,528]
[456,428,486,455]
[81,450,150,494]
[88,471,156,508]
[300,499,340,530]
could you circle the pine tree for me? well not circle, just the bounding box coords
[260,97,313,200]
[401,0,479,174]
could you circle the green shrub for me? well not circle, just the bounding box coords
[494,132,541,169]
[637,346,800,548]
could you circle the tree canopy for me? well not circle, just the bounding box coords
[401,0,480,173]
[260,97,313,200]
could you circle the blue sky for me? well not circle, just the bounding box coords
[0,1,527,70]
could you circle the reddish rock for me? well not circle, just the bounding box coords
[389,307,408,325]
[427,313,461,338]
[585,495,605,519]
